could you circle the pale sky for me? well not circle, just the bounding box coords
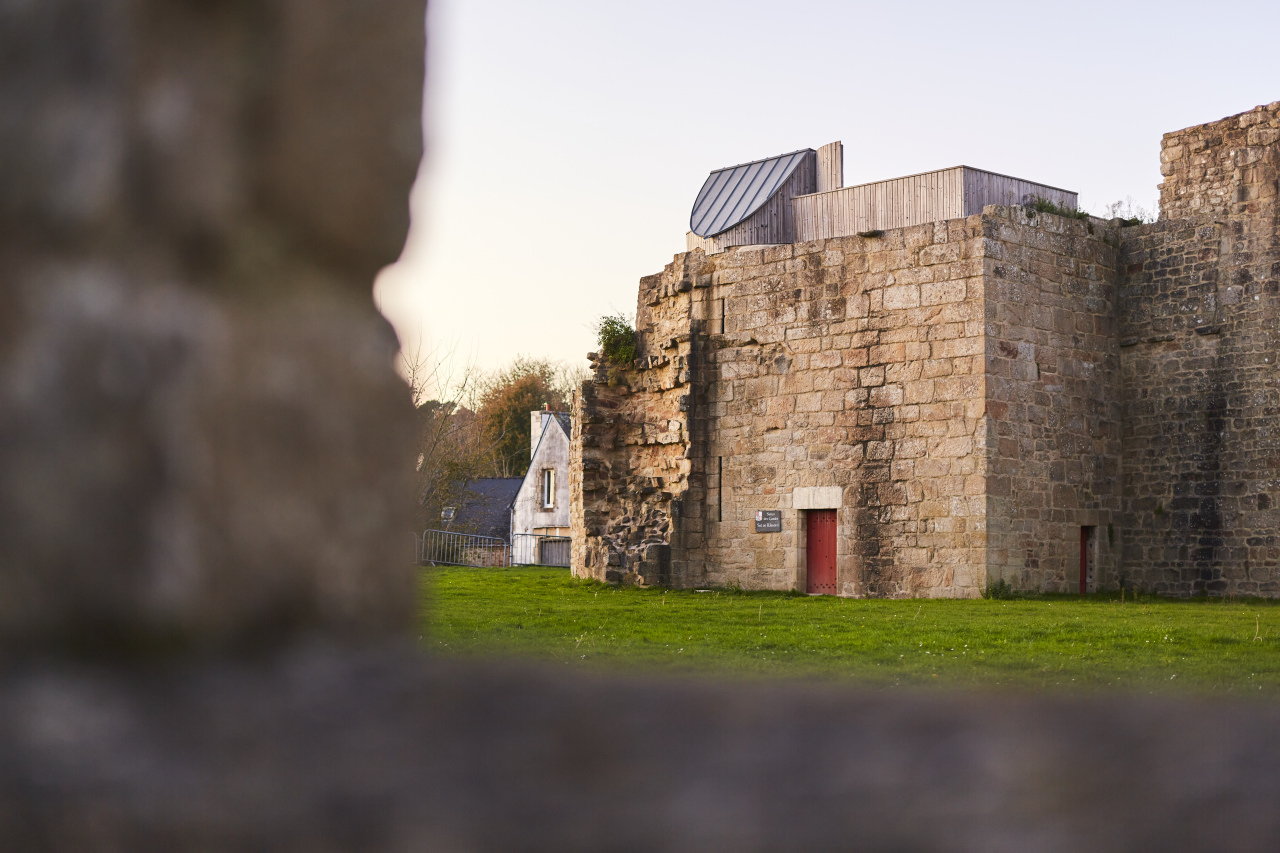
[375,0,1280,385]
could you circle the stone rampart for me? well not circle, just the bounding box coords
[573,208,1122,596]
[1118,218,1280,593]
[699,221,992,596]
[576,102,1280,599]
[1159,101,1280,220]
[570,251,713,586]
[984,209,1123,591]
[1111,101,1280,595]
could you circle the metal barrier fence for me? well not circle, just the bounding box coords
[417,529,510,567]
[511,534,571,567]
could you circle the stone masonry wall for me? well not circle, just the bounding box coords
[1159,101,1280,221]
[1115,101,1280,595]
[570,252,713,586]
[1118,219,1280,594]
[984,208,1124,592]
[575,103,1280,600]
[697,221,989,596]
[574,208,1122,597]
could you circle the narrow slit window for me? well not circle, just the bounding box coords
[717,456,723,522]
[542,469,555,509]
[1080,525,1097,593]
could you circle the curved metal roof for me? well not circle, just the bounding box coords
[689,148,813,238]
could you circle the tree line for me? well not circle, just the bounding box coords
[407,353,588,532]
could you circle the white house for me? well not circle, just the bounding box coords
[510,409,571,564]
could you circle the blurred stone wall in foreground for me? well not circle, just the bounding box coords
[2,2,1280,850]
[0,0,423,651]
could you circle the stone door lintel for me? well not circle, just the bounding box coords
[793,486,842,510]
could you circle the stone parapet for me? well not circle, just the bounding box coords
[1159,101,1280,221]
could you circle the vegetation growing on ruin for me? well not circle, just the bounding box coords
[980,578,1017,600]
[1026,196,1091,221]
[423,566,1280,695]
[1100,196,1158,225]
[596,313,637,365]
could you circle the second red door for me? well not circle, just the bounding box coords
[806,509,837,594]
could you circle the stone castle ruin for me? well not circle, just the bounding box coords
[9,6,1280,846]
[572,102,1280,598]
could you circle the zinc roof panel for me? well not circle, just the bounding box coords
[690,169,735,229]
[689,148,813,237]
[706,161,764,235]
[718,158,782,233]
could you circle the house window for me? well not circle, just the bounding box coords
[542,469,555,509]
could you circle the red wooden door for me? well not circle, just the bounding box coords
[806,509,837,595]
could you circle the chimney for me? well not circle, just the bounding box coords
[817,141,843,193]
[530,410,543,460]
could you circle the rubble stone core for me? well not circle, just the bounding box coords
[573,101,1280,598]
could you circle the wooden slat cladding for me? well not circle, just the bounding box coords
[689,152,817,253]
[686,230,721,254]
[817,142,843,193]
[961,171,1077,215]
[793,166,1078,241]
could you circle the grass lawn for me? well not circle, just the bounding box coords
[421,565,1280,695]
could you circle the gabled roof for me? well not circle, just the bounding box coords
[689,148,813,237]
[525,413,570,474]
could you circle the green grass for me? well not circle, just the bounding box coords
[421,566,1280,695]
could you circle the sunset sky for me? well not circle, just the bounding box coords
[375,0,1280,391]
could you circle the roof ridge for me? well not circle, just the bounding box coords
[705,147,816,174]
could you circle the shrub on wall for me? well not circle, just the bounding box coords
[596,313,637,366]
[1026,195,1090,221]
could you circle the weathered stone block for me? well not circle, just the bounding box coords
[0,0,424,652]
